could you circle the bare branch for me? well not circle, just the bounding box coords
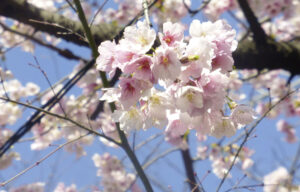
[0,133,89,187]
[183,0,211,17]
[237,0,267,45]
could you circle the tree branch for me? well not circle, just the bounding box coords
[73,0,153,191]
[2,0,300,78]
[233,39,300,76]
[181,145,202,192]
[0,22,86,61]
[0,0,119,46]
[237,0,267,45]
[0,59,96,158]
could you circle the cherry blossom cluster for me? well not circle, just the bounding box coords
[263,166,300,192]
[6,182,45,192]
[261,0,300,41]
[30,90,100,157]
[203,0,237,21]
[241,69,299,143]
[0,182,77,192]
[92,153,135,192]
[1,0,190,56]
[0,67,40,170]
[197,143,254,178]
[203,0,300,42]
[95,0,190,25]
[0,129,20,170]
[276,119,297,143]
[0,17,61,55]
[204,0,294,21]
[30,65,118,157]
[97,19,255,147]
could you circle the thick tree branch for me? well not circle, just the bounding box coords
[237,0,267,45]
[181,136,202,192]
[233,39,300,76]
[181,148,201,192]
[0,22,85,61]
[0,0,118,46]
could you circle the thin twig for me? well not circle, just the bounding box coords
[224,183,265,192]
[134,133,162,151]
[0,96,121,146]
[29,19,86,41]
[65,0,77,12]
[18,127,52,143]
[0,22,85,61]
[30,57,68,117]
[142,138,165,165]
[143,147,178,170]
[216,88,299,192]
[227,10,248,30]
[0,133,88,187]
[89,0,109,27]
[289,142,300,183]
[0,59,96,157]
[183,0,211,17]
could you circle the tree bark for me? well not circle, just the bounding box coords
[0,0,119,46]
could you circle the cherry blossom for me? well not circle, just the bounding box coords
[263,167,291,192]
[92,153,135,192]
[54,183,77,192]
[120,20,156,54]
[276,119,297,143]
[9,182,45,192]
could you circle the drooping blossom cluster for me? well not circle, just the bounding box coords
[92,153,135,192]
[97,19,255,147]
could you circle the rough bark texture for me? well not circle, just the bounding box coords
[0,0,119,46]
[233,39,300,76]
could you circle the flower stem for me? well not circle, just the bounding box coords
[73,1,153,191]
